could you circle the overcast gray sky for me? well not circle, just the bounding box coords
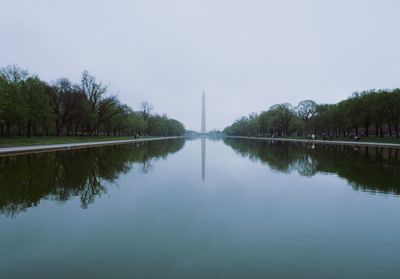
[1,0,399,131]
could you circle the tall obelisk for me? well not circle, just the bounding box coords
[201,91,206,133]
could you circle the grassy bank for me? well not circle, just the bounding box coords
[0,136,137,147]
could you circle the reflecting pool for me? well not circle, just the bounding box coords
[0,138,399,278]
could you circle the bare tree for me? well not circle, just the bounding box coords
[50,78,77,136]
[140,101,153,121]
[79,71,114,134]
[296,100,317,122]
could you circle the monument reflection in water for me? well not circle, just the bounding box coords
[201,137,206,181]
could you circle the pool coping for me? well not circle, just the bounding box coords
[0,136,183,157]
[227,136,400,149]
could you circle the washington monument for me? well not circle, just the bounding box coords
[201,91,206,133]
[201,91,206,181]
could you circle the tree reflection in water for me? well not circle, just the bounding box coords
[224,138,400,196]
[0,139,184,217]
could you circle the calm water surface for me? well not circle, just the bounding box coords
[0,138,399,278]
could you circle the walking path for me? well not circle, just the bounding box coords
[0,136,182,156]
[228,136,400,149]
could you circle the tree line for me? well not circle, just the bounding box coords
[224,89,400,138]
[0,65,185,137]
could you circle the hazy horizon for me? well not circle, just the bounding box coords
[1,0,399,131]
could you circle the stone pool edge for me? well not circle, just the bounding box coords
[227,136,400,149]
[0,136,184,157]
